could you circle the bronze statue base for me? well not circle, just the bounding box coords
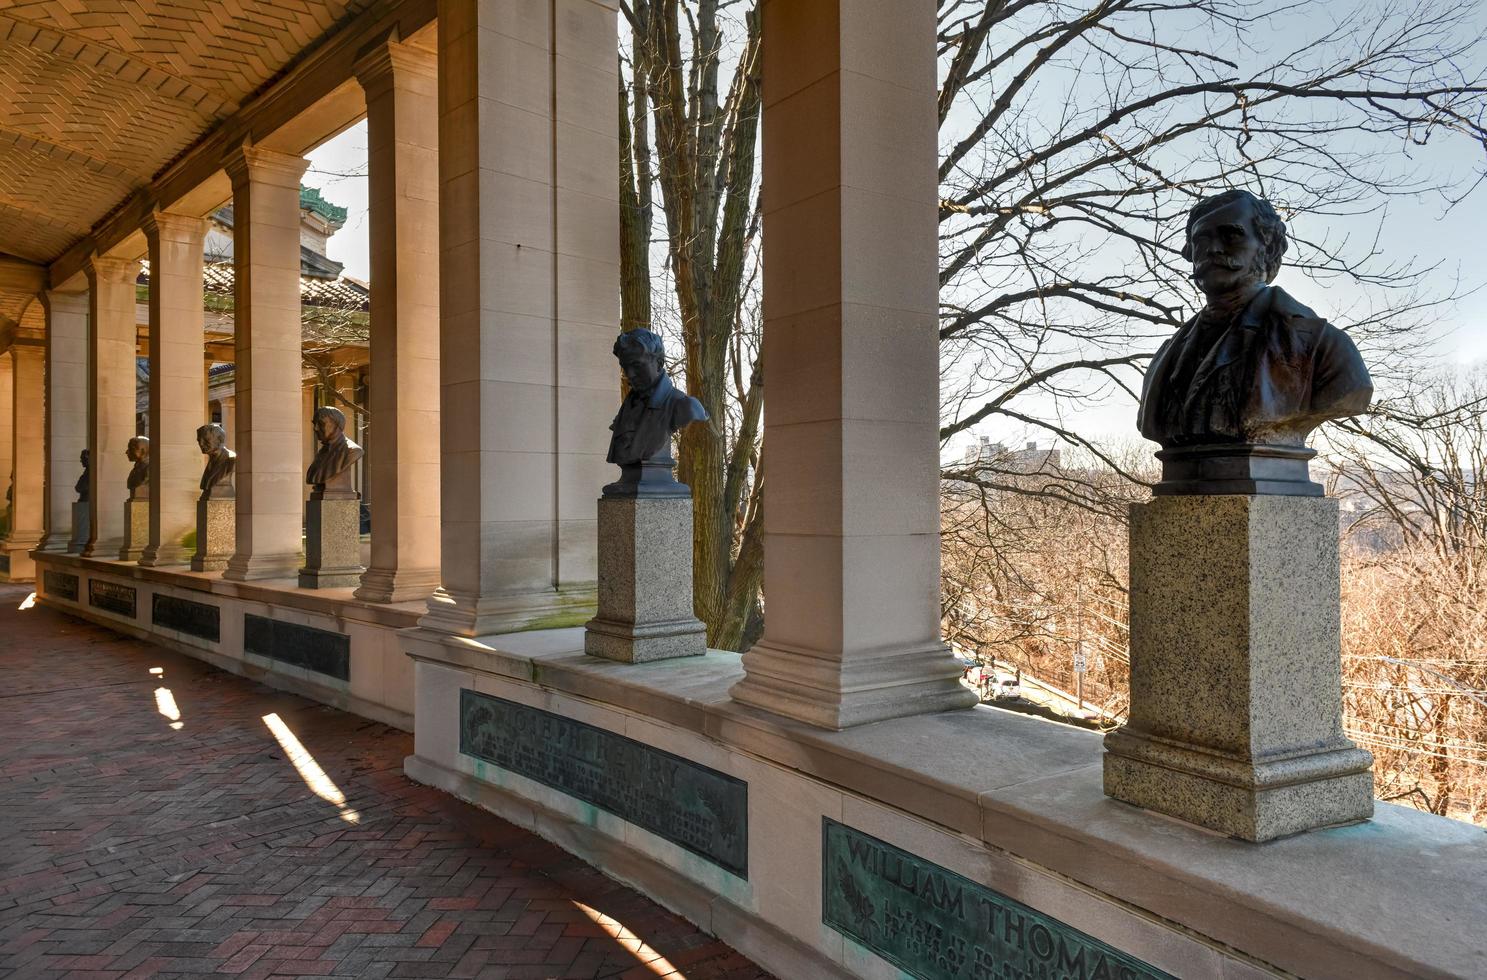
[601,457,691,499]
[1154,443,1322,497]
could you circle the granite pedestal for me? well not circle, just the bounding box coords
[1103,493,1374,841]
[585,493,706,663]
[68,502,89,554]
[192,497,235,572]
[299,491,365,589]
[120,498,148,561]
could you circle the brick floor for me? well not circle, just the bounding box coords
[0,584,774,980]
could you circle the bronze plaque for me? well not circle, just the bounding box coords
[823,819,1173,980]
[460,690,748,878]
[44,570,78,601]
[88,579,136,618]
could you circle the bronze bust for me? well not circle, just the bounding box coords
[604,329,708,496]
[125,436,150,499]
[196,423,236,499]
[75,449,90,503]
[1138,190,1373,494]
[306,406,363,495]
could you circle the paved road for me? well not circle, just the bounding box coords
[0,585,771,980]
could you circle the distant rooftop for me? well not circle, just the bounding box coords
[299,186,348,226]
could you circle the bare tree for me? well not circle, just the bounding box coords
[621,0,765,650]
[935,0,1487,466]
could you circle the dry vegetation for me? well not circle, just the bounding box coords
[941,418,1487,826]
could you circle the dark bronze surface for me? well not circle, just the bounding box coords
[1137,190,1372,493]
[152,593,220,643]
[459,690,748,878]
[822,819,1171,980]
[604,329,708,498]
[88,579,136,618]
[43,570,78,601]
[243,614,350,681]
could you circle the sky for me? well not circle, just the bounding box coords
[304,5,1487,460]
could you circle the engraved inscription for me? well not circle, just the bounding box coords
[88,579,137,618]
[152,594,220,643]
[44,570,78,601]
[822,819,1173,980]
[459,690,748,878]
[243,614,350,681]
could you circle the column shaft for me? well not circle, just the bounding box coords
[1,344,46,580]
[354,39,441,603]
[423,0,618,635]
[141,212,208,566]
[84,256,142,558]
[223,147,310,581]
[729,0,974,728]
[39,291,89,552]
[0,355,11,536]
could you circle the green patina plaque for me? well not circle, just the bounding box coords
[823,819,1173,980]
[459,690,748,878]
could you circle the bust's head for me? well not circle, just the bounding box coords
[79,449,89,467]
[1182,189,1288,299]
[613,329,666,394]
[313,406,346,446]
[196,422,226,454]
[126,436,149,463]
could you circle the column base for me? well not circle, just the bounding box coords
[730,640,978,730]
[420,587,598,638]
[0,532,43,582]
[1103,729,1374,842]
[585,616,707,663]
[223,552,302,582]
[120,499,149,562]
[354,566,441,604]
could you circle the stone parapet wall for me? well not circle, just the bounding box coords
[402,626,1486,980]
[33,553,417,731]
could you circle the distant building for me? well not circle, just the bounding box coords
[962,435,1061,473]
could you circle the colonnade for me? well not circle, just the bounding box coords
[3,0,965,731]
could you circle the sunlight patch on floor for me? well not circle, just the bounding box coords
[17,592,35,610]
[573,901,686,977]
[153,687,183,730]
[262,712,361,824]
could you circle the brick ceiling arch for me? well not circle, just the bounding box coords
[0,0,374,269]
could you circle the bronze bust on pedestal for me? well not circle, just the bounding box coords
[1138,189,1373,494]
[604,329,708,497]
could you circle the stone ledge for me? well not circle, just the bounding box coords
[405,625,1487,980]
[34,552,425,630]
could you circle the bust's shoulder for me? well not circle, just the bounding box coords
[664,387,708,426]
[1262,285,1327,327]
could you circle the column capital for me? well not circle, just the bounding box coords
[40,290,89,317]
[142,209,208,246]
[223,144,309,192]
[82,254,139,287]
[354,37,437,96]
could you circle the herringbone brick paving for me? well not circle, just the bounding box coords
[0,585,774,980]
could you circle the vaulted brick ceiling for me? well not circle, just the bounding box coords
[0,1,373,268]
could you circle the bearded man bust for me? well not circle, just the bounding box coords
[1137,189,1373,494]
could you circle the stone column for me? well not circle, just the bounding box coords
[39,291,89,553]
[420,0,618,636]
[141,211,208,567]
[222,146,310,581]
[83,255,141,559]
[352,39,442,604]
[729,0,975,729]
[0,354,11,539]
[0,341,45,580]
